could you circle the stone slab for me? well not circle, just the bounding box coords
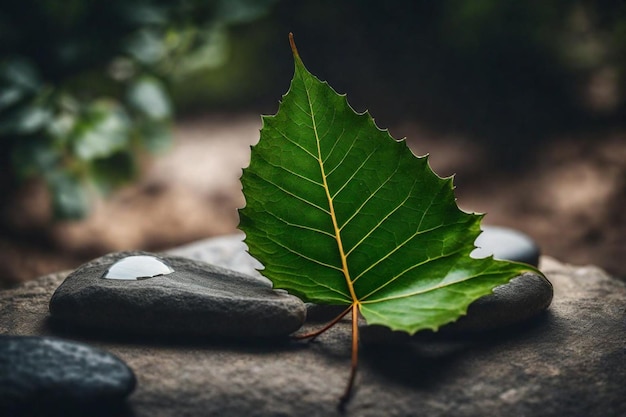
[0,237,624,417]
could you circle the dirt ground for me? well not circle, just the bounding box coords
[1,113,624,287]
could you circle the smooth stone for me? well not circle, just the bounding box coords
[1,253,624,416]
[167,233,264,278]
[361,272,553,344]
[0,335,135,414]
[49,252,306,339]
[472,225,540,266]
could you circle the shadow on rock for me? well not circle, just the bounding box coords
[44,316,301,354]
[1,400,134,417]
[361,311,556,389]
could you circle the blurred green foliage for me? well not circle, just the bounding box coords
[0,0,276,219]
[2,0,624,220]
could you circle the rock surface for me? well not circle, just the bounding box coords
[49,251,305,339]
[1,238,625,417]
[0,335,135,415]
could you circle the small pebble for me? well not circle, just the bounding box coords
[0,335,135,414]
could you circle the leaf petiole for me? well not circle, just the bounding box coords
[292,303,361,410]
[339,304,360,411]
[292,304,353,341]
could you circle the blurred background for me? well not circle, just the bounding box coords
[1,0,625,287]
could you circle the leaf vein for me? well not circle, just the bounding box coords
[343,172,414,253]
[264,235,344,272]
[264,210,335,238]
[274,128,317,159]
[251,172,330,214]
[359,247,466,300]
[330,145,380,200]
[259,156,324,187]
[361,269,506,304]
[325,132,358,176]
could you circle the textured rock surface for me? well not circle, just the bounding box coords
[0,335,135,415]
[1,244,624,416]
[49,252,305,339]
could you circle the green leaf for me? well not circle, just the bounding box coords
[127,76,172,120]
[136,119,172,153]
[125,29,167,65]
[72,101,130,161]
[239,38,541,335]
[89,151,136,194]
[0,58,41,92]
[0,87,27,111]
[46,170,89,220]
[0,105,53,135]
[11,136,60,179]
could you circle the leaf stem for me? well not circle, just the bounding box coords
[292,304,353,341]
[339,304,359,411]
[289,33,301,62]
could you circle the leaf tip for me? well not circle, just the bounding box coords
[289,32,301,62]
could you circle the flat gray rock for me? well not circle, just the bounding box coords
[1,247,624,416]
[0,335,135,415]
[49,251,305,339]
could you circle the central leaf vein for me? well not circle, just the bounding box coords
[303,82,359,305]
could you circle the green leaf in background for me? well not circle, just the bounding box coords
[136,120,172,153]
[127,76,172,120]
[47,170,90,220]
[0,105,53,135]
[239,34,542,405]
[11,136,60,179]
[89,151,136,194]
[0,58,41,92]
[71,101,131,161]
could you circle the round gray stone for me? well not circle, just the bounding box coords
[0,335,135,414]
[472,225,540,266]
[49,252,306,339]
